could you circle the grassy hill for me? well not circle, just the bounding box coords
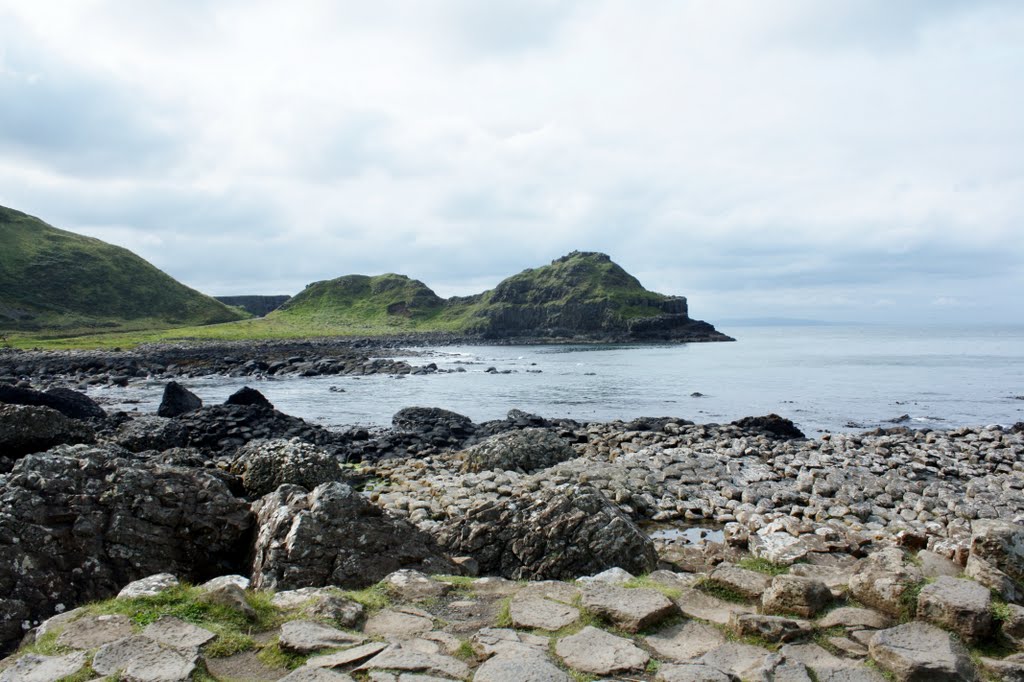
[0,206,248,333]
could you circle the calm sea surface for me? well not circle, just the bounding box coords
[94,325,1024,435]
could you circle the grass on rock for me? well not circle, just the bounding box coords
[737,557,790,576]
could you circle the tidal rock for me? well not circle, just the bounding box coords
[231,438,346,497]
[157,381,202,417]
[869,622,977,681]
[848,548,923,617]
[916,576,992,643]
[0,403,94,458]
[0,384,105,421]
[436,483,657,580]
[111,415,188,453]
[457,428,576,474]
[250,482,454,590]
[225,386,274,408]
[555,626,649,675]
[731,414,805,439]
[0,448,250,650]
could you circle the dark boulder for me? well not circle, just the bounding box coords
[0,404,95,461]
[393,406,476,436]
[229,438,346,497]
[457,428,576,474]
[0,444,252,651]
[157,381,202,417]
[436,483,658,581]
[175,403,348,455]
[732,414,805,439]
[225,386,273,409]
[250,482,455,590]
[109,415,189,453]
[0,384,105,421]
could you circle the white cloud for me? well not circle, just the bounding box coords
[0,0,1021,322]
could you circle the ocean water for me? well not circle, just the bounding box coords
[93,325,1024,435]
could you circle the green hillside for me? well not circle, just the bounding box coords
[0,206,248,332]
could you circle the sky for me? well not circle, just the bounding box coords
[1,0,1022,324]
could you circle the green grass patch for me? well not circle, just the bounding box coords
[495,596,513,628]
[19,630,73,657]
[696,577,753,605]
[203,630,256,658]
[737,557,790,576]
[54,664,98,682]
[898,580,926,623]
[343,583,393,612]
[256,641,308,670]
[623,575,683,600]
[454,639,476,661]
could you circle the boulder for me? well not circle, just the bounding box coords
[91,634,199,681]
[965,519,1024,602]
[848,548,923,617]
[436,483,657,581]
[0,384,105,420]
[231,438,346,497]
[708,563,773,599]
[580,584,679,632]
[731,613,813,643]
[0,403,94,459]
[118,573,180,599]
[869,622,977,681]
[509,595,580,631]
[381,569,451,601]
[762,575,832,618]
[916,576,992,643]
[278,620,365,653]
[225,386,274,408]
[731,414,805,439]
[157,381,202,417]
[110,415,188,453]
[0,446,252,651]
[249,482,455,591]
[457,428,576,474]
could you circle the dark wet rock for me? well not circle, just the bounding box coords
[731,414,805,439]
[175,403,349,457]
[457,428,576,474]
[225,386,274,409]
[249,482,455,591]
[0,445,252,651]
[393,406,476,439]
[109,415,188,453]
[0,403,95,459]
[0,383,105,421]
[436,483,657,581]
[230,438,346,497]
[157,381,202,417]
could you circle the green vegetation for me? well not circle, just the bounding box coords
[0,205,247,334]
[696,577,753,605]
[737,557,791,576]
[623,575,683,600]
[256,640,308,670]
[8,247,696,349]
[54,665,99,682]
[342,583,393,611]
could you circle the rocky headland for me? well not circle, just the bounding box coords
[2,374,1024,681]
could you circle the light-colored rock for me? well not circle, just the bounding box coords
[473,655,572,682]
[517,581,579,604]
[576,567,635,585]
[965,519,1024,602]
[699,642,770,680]
[0,652,88,682]
[280,620,366,653]
[749,531,809,565]
[580,584,679,632]
[848,549,923,617]
[675,586,755,625]
[471,577,520,597]
[656,663,734,682]
[916,575,992,643]
[117,573,180,599]
[305,643,389,668]
[198,574,250,591]
[272,587,340,610]
[383,570,451,601]
[280,669,355,681]
[56,614,134,649]
[779,643,859,672]
[817,607,892,630]
[198,582,255,618]
[509,596,579,631]
[33,607,86,639]
[92,635,198,682]
[708,563,772,599]
[1000,603,1024,647]
[916,551,962,579]
[356,645,471,679]
[555,626,649,675]
[977,656,1024,682]
[142,616,216,649]
[363,609,435,638]
[762,575,832,618]
[645,621,726,662]
[869,622,977,681]
[471,628,550,658]
[731,613,813,643]
[815,669,888,682]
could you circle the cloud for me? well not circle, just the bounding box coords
[0,0,1021,322]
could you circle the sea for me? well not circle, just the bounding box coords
[92,325,1024,435]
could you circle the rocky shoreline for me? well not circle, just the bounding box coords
[2,374,1024,680]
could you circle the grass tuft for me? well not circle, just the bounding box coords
[737,557,790,576]
[696,578,752,604]
[343,583,393,612]
[623,575,683,600]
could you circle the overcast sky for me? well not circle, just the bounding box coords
[1,0,1022,324]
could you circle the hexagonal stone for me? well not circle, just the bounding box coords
[471,628,550,658]
[280,669,355,681]
[142,616,216,649]
[382,570,451,601]
[92,635,198,682]
[280,620,366,653]
[645,621,726,662]
[731,614,813,643]
[656,663,733,682]
[509,596,580,631]
[869,622,978,682]
[555,626,649,675]
[762,575,832,618]
[708,563,772,600]
[580,584,679,632]
[117,573,180,599]
[699,643,770,680]
[916,576,992,643]
[0,652,88,682]
[306,643,389,669]
[56,614,134,650]
[518,581,580,604]
[474,654,572,682]
[817,607,892,631]
[363,608,435,638]
[356,644,471,679]
[675,587,755,625]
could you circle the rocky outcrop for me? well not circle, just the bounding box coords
[109,415,188,453]
[0,403,95,461]
[457,428,576,474]
[157,381,202,417]
[0,383,105,420]
[436,483,658,580]
[249,482,455,591]
[230,438,347,497]
[0,445,252,650]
